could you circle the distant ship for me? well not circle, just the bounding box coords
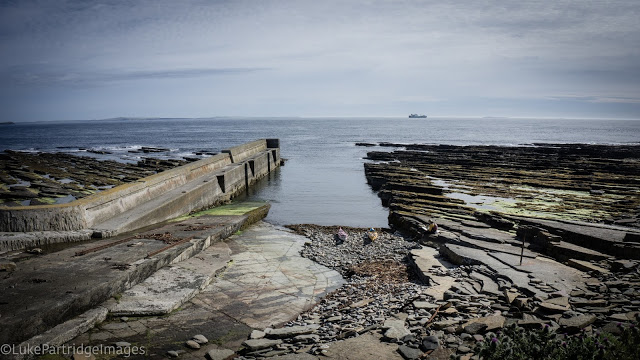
[408,114,427,118]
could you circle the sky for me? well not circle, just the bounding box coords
[1,0,639,122]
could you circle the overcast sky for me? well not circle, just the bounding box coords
[1,0,639,121]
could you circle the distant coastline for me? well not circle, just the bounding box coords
[0,121,15,125]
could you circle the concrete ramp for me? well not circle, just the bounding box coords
[0,202,270,346]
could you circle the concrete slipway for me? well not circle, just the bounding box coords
[1,203,345,360]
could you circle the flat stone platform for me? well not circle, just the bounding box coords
[64,221,344,359]
[0,202,270,347]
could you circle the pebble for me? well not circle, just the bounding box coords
[166,350,179,358]
[192,334,208,344]
[185,340,200,349]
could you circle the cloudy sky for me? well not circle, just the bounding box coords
[1,0,639,121]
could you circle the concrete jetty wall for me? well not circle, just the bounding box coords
[0,139,280,233]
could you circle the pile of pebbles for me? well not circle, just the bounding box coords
[290,225,420,274]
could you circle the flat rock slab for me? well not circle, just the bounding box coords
[186,221,345,329]
[435,218,517,244]
[461,315,506,332]
[441,243,587,295]
[567,259,611,275]
[109,241,232,316]
[266,325,320,338]
[440,243,541,295]
[321,332,404,360]
[409,247,457,300]
[559,314,597,331]
[456,235,537,259]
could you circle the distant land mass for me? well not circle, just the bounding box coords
[0,121,15,125]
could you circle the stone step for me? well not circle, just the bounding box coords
[566,258,611,276]
[109,241,232,316]
[0,202,269,346]
[547,241,613,262]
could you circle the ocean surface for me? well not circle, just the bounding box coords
[1,117,639,227]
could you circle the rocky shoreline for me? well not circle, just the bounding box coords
[231,143,640,360]
[363,143,640,228]
[233,224,639,360]
[0,151,190,207]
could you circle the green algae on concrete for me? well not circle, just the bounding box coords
[172,201,268,221]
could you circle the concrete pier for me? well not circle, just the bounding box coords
[0,139,281,251]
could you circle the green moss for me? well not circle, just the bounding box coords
[172,201,267,221]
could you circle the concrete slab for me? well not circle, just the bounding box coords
[63,222,345,359]
[0,202,269,346]
[16,307,108,360]
[109,242,232,316]
[0,230,94,254]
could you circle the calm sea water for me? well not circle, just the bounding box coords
[1,117,639,227]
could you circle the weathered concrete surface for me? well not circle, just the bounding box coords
[0,139,281,233]
[64,221,345,359]
[108,241,232,316]
[16,307,108,360]
[0,202,269,346]
[0,229,93,254]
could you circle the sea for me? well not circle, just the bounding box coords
[1,117,639,227]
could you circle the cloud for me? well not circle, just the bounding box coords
[0,0,639,120]
[548,95,640,104]
[4,66,270,86]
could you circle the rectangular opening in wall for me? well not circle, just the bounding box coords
[244,163,249,189]
[267,153,271,173]
[217,175,225,193]
[248,160,255,176]
[271,150,277,163]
